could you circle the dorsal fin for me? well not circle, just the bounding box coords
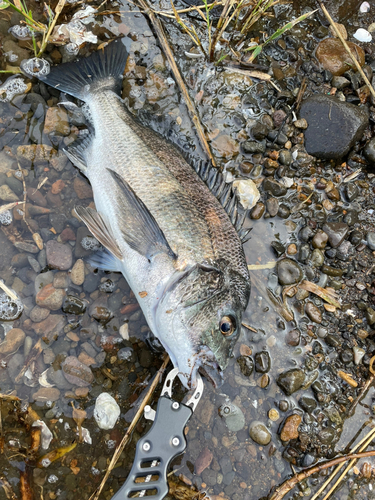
[188,157,250,239]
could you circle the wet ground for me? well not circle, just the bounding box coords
[0,0,375,499]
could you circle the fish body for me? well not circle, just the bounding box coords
[41,40,251,388]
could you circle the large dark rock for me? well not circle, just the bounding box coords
[299,95,368,159]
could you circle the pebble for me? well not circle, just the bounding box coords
[266,197,279,217]
[366,232,375,250]
[219,403,245,432]
[30,305,50,323]
[263,178,287,197]
[17,144,56,163]
[310,248,324,267]
[32,387,61,402]
[232,179,260,210]
[305,302,322,323]
[299,396,317,413]
[364,138,375,163]
[73,177,93,199]
[366,307,375,325]
[268,409,279,421]
[293,118,308,129]
[249,421,271,445]
[312,230,328,249]
[315,38,365,76]
[280,414,301,441]
[195,447,213,475]
[299,95,369,159]
[70,259,85,285]
[36,284,65,311]
[62,356,94,387]
[62,295,86,315]
[242,140,266,154]
[287,244,297,255]
[254,351,271,373]
[285,329,300,346]
[53,272,69,289]
[277,369,305,396]
[0,328,25,356]
[0,185,18,202]
[211,134,239,159]
[94,392,120,430]
[277,258,303,285]
[46,240,73,270]
[250,202,265,219]
[322,222,349,248]
[44,107,70,136]
[353,346,365,365]
[237,355,254,376]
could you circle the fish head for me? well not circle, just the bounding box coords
[155,262,250,389]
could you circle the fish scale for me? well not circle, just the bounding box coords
[39,39,251,388]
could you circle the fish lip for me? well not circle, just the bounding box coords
[187,347,224,389]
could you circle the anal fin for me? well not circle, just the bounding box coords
[74,205,123,261]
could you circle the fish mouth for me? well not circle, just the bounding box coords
[186,347,224,389]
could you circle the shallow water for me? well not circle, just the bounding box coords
[0,0,375,499]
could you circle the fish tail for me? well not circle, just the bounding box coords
[40,39,128,100]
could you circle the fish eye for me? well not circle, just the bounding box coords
[220,316,236,336]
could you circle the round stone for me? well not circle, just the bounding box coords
[268,409,280,421]
[249,421,272,445]
[277,369,305,396]
[277,258,303,285]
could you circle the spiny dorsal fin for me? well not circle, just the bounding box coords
[190,157,250,236]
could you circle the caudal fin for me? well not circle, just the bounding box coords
[40,39,128,100]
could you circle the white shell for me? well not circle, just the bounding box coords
[39,369,55,388]
[360,2,370,13]
[94,393,120,430]
[232,179,260,210]
[353,28,372,42]
[32,420,53,449]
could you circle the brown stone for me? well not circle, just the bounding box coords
[60,227,76,242]
[46,240,73,270]
[32,314,66,337]
[250,202,265,220]
[78,351,96,366]
[195,447,213,475]
[44,107,70,136]
[285,329,300,346]
[211,134,239,159]
[26,187,47,207]
[51,179,65,194]
[0,328,25,355]
[17,144,57,163]
[73,177,93,199]
[36,283,65,311]
[316,38,365,76]
[32,387,61,402]
[280,414,302,441]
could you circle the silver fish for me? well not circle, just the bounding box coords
[40,40,251,388]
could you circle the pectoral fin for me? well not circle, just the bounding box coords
[107,169,177,262]
[74,205,123,260]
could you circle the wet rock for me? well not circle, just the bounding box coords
[89,296,113,324]
[293,118,307,129]
[94,392,120,430]
[277,258,303,285]
[30,306,50,323]
[44,107,70,136]
[60,227,76,243]
[62,356,94,387]
[70,259,85,285]
[310,249,324,267]
[62,295,86,315]
[318,427,336,445]
[285,329,300,346]
[299,396,317,413]
[250,202,265,219]
[273,110,286,128]
[249,421,271,445]
[312,230,328,249]
[366,307,375,325]
[353,346,365,365]
[316,38,365,76]
[266,197,279,217]
[201,469,217,487]
[277,369,305,396]
[53,272,69,289]
[211,135,239,159]
[36,284,65,311]
[364,138,375,163]
[32,314,66,337]
[195,447,213,475]
[73,177,93,199]
[232,179,260,210]
[13,242,39,254]
[17,144,56,163]
[321,264,343,277]
[0,328,25,356]
[366,232,375,250]
[322,222,349,248]
[32,387,61,402]
[279,150,292,166]
[305,302,322,324]
[237,355,254,376]
[0,185,18,202]
[46,240,73,270]
[251,122,269,140]
[271,241,285,257]
[280,414,301,441]
[277,204,290,219]
[299,95,368,159]
[242,140,266,154]
[219,403,245,432]
[263,178,287,197]
[254,351,271,373]
[345,183,359,202]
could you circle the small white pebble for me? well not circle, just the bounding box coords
[360,1,370,13]
[353,28,372,42]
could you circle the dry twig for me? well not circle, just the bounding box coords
[269,449,375,500]
[319,1,375,100]
[89,355,170,500]
[136,0,217,166]
[298,280,341,308]
[347,355,375,416]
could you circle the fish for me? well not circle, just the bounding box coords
[39,39,251,388]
